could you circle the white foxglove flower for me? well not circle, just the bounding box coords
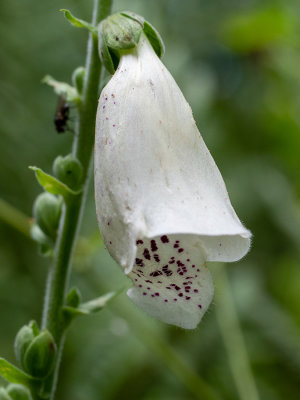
[95,24,251,329]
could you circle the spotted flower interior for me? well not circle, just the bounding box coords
[127,234,213,329]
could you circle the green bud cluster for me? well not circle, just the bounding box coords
[14,322,56,379]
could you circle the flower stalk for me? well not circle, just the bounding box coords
[40,0,112,398]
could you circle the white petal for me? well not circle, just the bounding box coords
[95,34,251,328]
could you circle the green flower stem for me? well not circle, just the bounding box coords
[0,197,31,238]
[40,0,112,398]
[213,264,260,400]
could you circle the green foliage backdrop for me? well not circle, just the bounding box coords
[0,0,299,399]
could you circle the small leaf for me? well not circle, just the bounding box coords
[62,291,121,326]
[60,9,97,35]
[66,287,81,308]
[42,75,78,102]
[29,167,81,200]
[79,291,119,313]
[0,358,36,387]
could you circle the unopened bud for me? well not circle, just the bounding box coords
[6,385,32,400]
[53,155,83,191]
[33,193,62,240]
[23,330,56,378]
[14,321,39,369]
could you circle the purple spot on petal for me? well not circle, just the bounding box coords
[154,254,160,263]
[136,239,144,245]
[198,304,202,309]
[143,248,151,260]
[135,258,144,267]
[151,240,158,252]
[150,270,162,277]
[161,235,169,243]
[164,299,168,303]
[178,248,184,253]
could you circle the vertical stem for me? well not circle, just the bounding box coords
[213,265,260,400]
[41,0,113,398]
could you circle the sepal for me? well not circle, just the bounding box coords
[29,167,82,200]
[121,12,164,58]
[42,75,78,103]
[60,9,97,35]
[98,12,143,74]
[53,155,83,191]
[98,12,164,74]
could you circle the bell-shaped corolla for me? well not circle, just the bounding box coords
[95,32,251,329]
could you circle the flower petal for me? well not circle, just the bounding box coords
[95,33,251,328]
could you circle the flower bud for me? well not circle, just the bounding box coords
[33,193,62,240]
[14,321,39,369]
[23,330,56,379]
[53,155,83,191]
[6,385,32,400]
[72,67,85,95]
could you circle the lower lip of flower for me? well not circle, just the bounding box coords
[126,233,214,329]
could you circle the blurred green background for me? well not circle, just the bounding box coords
[1,0,300,399]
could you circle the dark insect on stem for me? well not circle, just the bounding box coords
[54,95,70,133]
